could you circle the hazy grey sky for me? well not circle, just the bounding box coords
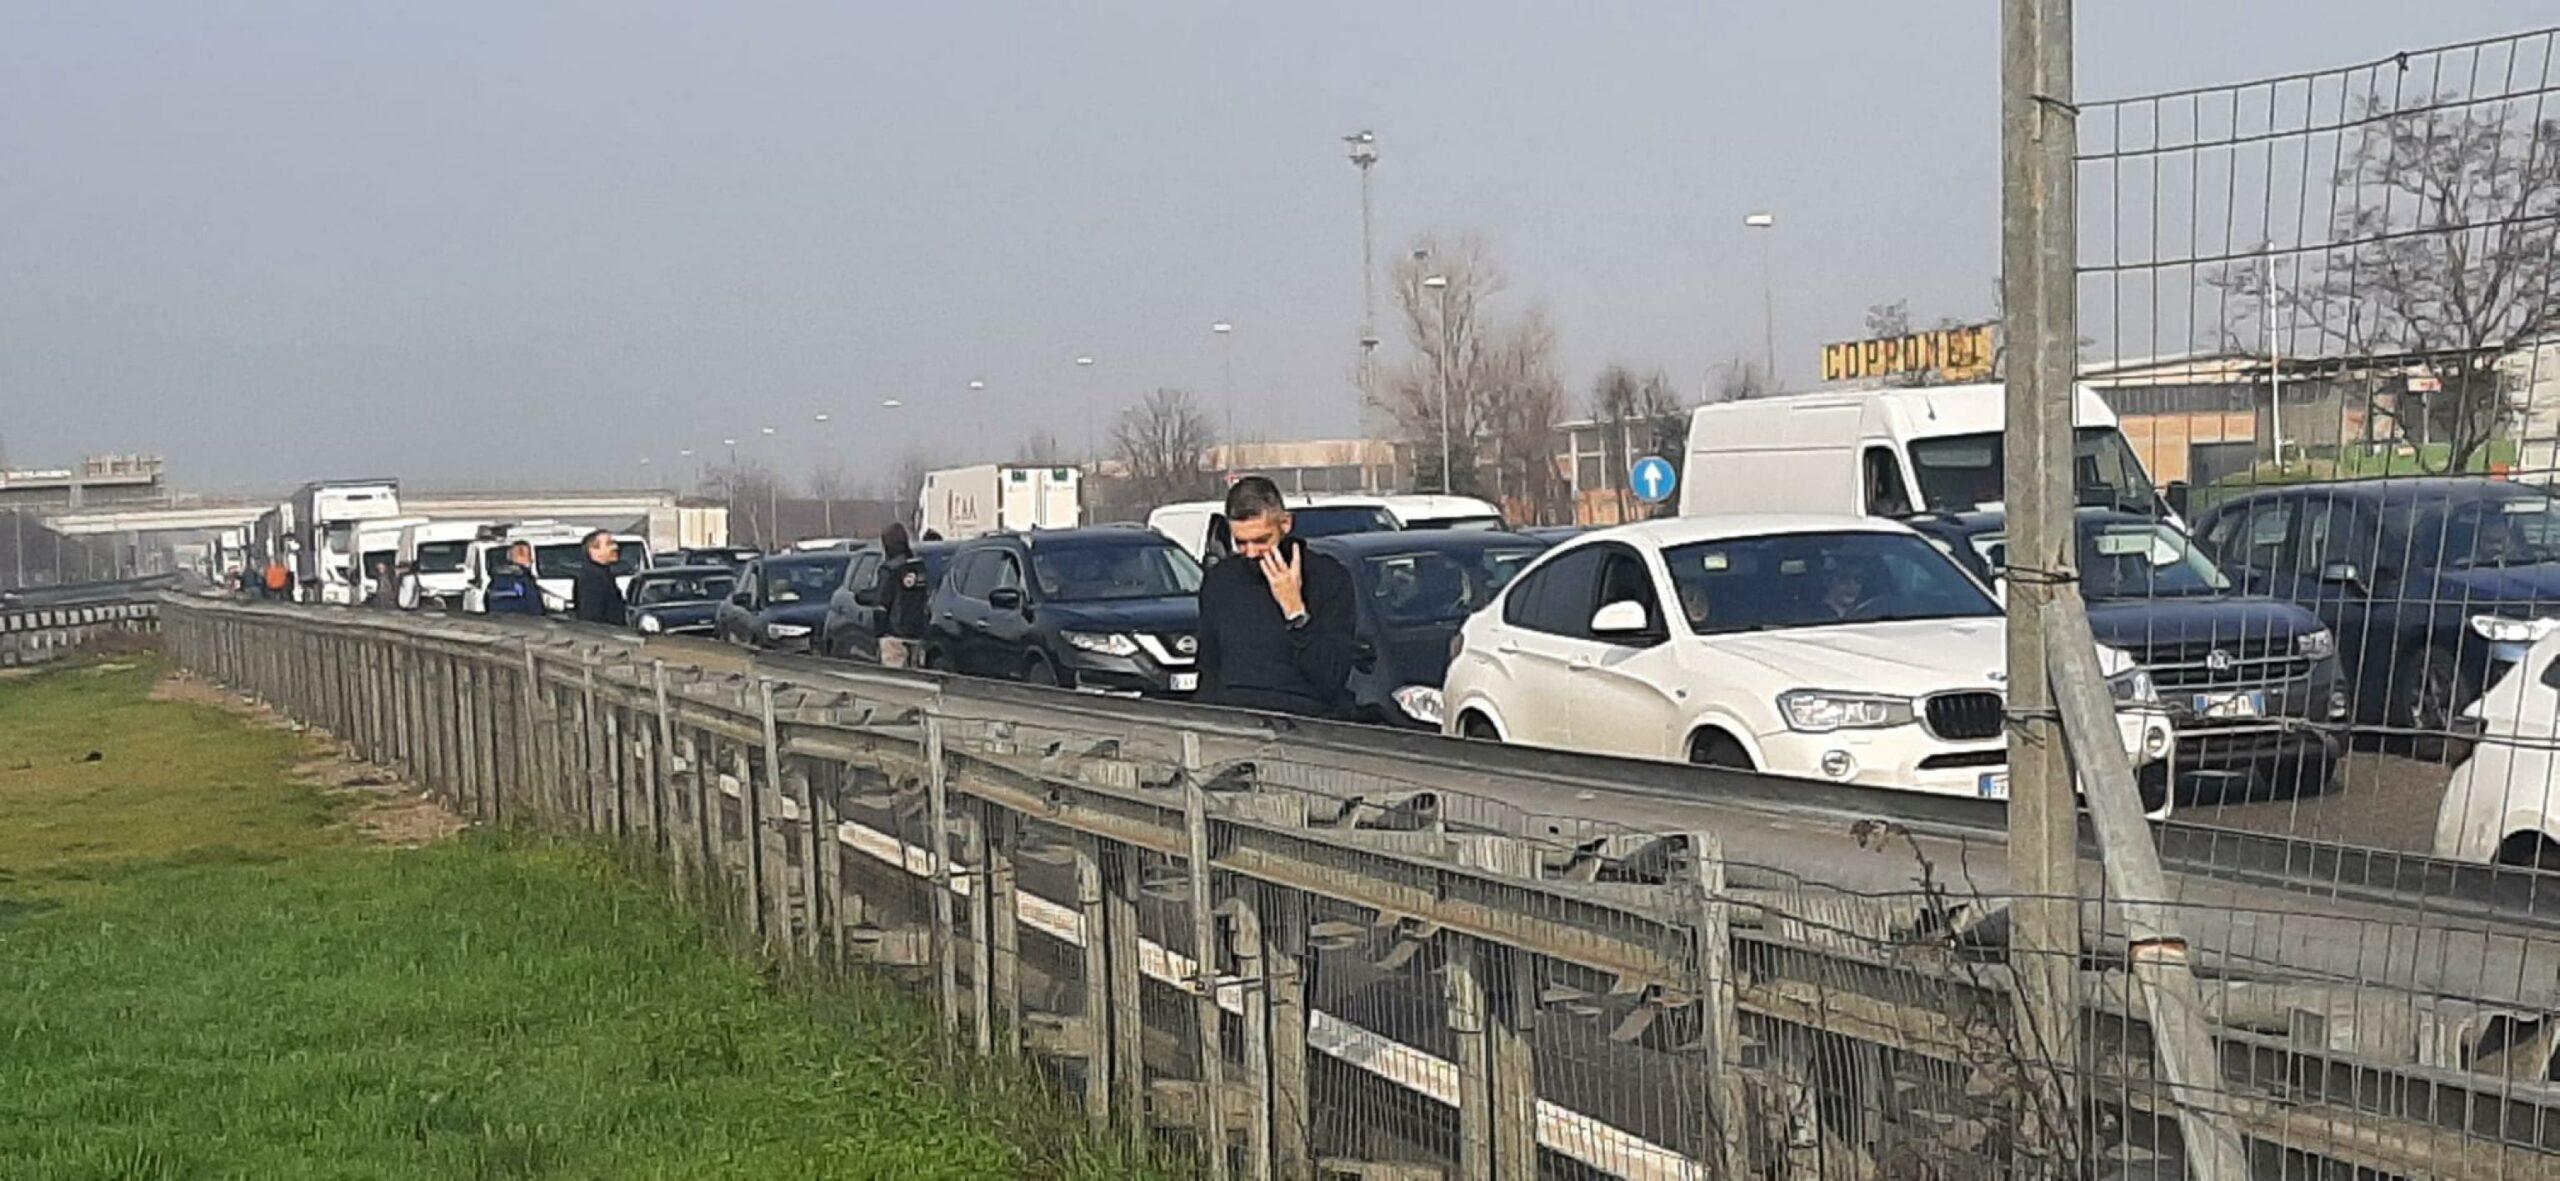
[4,2,2551,495]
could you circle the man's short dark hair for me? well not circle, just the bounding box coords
[581,529,612,548]
[1224,476,1287,521]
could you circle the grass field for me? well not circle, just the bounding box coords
[0,658,1160,1180]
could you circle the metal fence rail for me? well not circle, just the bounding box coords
[1,593,159,667]
[158,596,2560,1179]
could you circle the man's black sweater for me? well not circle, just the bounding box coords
[1196,539,1356,718]
[572,559,626,624]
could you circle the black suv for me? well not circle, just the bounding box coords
[822,539,955,662]
[1310,529,1555,729]
[928,528,1203,695]
[1907,507,2346,796]
[713,551,850,652]
[2193,478,2560,753]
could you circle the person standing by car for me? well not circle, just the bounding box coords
[486,540,545,616]
[368,559,401,609]
[572,529,627,624]
[879,522,931,669]
[1196,476,1357,718]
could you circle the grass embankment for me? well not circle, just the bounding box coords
[0,658,1155,1180]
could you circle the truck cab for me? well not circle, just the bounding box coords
[399,520,492,612]
[1677,383,2175,526]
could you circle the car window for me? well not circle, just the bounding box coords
[764,559,848,604]
[1862,447,1914,517]
[414,541,468,575]
[844,553,880,593]
[949,552,994,599]
[1363,546,1545,627]
[993,553,1025,593]
[1663,531,1998,634]
[734,561,761,602]
[1592,546,1664,636]
[1291,506,1400,538]
[2229,499,2295,574]
[632,573,735,606]
[2416,496,2560,571]
[1031,543,1203,601]
[1502,546,1605,636]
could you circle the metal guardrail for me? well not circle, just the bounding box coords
[158,596,2560,1179]
[0,582,162,667]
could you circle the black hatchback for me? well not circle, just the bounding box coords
[928,528,1203,695]
[822,540,956,663]
[624,565,737,637]
[1309,530,1555,728]
[714,551,851,652]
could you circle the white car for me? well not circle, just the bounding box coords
[1440,515,2175,810]
[2434,632,2560,866]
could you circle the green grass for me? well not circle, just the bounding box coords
[0,658,1161,1180]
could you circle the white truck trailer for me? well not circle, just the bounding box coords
[919,464,1082,540]
[291,480,403,604]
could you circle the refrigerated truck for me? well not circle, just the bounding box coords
[291,479,403,604]
[919,464,1083,541]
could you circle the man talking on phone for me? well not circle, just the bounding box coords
[1194,476,1357,719]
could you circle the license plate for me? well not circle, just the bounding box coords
[1978,772,2009,800]
[1170,673,1199,692]
[2191,690,2265,720]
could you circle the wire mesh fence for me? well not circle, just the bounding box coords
[2067,26,2560,874]
[152,596,2560,1178]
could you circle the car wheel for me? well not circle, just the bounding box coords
[2400,645,2477,763]
[1458,712,1500,742]
[1023,653,1066,688]
[2495,831,2560,872]
[1687,730,1755,770]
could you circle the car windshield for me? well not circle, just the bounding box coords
[414,541,468,575]
[1362,547,1545,626]
[2429,497,2560,570]
[1663,531,1999,635]
[1959,521,2230,598]
[533,541,646,579]
[1908,427,2158,515]
[632,573,734,606]
[1030,542,1203,601]
[1290,506,1399,538]
[362,549,394,572]
[1402,514,1506,532]
[763,559,848,604]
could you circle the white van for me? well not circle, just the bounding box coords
[351,516,428,601]
[399,520,492,611]
[1677,383,2173,524]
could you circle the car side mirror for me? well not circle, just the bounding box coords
[730,591,753,607]
[853,586,881,608]
[2319,561,2364,589]
[1353,638,1378,672]
[2164,480,2191,517]
[988,587,1025,611]
[1590,600,1652,638]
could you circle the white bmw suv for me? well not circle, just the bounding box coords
[1441,516,2175,811]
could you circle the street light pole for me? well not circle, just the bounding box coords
[1422,275,1453,493]
[760,425,778,547]
[814,412,834,534]
[1746,212,1778,390]
[1347,130,1380,431]
[1074,355,1098,464]
[1211,323,1235,463]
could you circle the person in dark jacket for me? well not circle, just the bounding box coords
[571,530,627,624]
[878,522,931,669]
[485,541,545,616]
[1195,476,1356,719]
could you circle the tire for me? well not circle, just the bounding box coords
[2495,832,2560,872]
[1023,653,1066,688]
[1458,712,1501,742]
[1687,730,1755,770]
[2398,644,2478,763]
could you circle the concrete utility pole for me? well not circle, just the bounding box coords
[1211,323,1235,453]
[1746,212,1777,388]
[2002,4,2246,1178]
[1998,0,2083,1166]
[1347,131,1380,432]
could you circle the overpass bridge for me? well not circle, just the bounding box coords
[42,489,717,546]
[136,593,2560,1181]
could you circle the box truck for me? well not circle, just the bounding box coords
[920,464,1082,540]
[291,480,403,604]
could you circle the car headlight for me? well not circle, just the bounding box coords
[1391,685,1445,726]
[638,614,663,633]
[2469,615,2560,644]
[2108,667,2157,704]
[767,623,813,638]
[1063,631,1140,657]
[1777,691,1915,733]
[2295,628,2336,660]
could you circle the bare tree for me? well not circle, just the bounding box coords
[1112,388,1218,510]
[806,460,853,502]
[1379,232,1568,503]
[1710,357,1771,403]
[704,458,784,549]
[873,451,941,529]
[1013,431,1068,464]
[2221,98,2560,471]
[1589,365,1692,520]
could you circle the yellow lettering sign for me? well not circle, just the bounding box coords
[1822,323,1998,383]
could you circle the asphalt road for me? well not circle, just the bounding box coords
[2185,749,2457,854]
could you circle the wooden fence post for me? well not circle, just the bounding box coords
[1182,732,1231,1180]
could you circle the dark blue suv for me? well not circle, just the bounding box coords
[928,528,1203,696]
[1907,507,2346,796]
[2193,478,2560,755]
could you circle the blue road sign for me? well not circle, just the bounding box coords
[1630,456,1678,504]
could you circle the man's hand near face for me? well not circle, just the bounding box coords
[1258,543,1306,620]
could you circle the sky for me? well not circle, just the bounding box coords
[3,2,2553,496]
